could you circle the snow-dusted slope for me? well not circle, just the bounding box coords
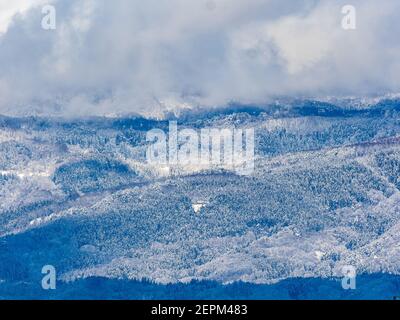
[1,99,400,295]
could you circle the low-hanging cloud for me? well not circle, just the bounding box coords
[0,0,400,117]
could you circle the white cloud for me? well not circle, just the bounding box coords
[0,0,48,33]
[266,6,336,74]
[0,0,399,116]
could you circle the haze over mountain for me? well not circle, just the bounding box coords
[1,0,400,116]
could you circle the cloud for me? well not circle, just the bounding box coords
[0,0,47,33]
[0,0,400,117]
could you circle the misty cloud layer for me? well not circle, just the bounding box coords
[0,0,399,117]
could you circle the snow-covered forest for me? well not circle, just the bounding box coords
[1,98,400,299]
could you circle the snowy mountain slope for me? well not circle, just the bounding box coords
[1,99,400,296]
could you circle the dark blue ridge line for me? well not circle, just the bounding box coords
[1,273,400,300]
[1,98,400,130]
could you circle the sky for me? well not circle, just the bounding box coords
[0,0,399,117]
